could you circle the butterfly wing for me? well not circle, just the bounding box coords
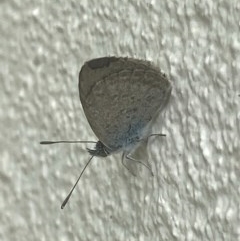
[79,57,171,152]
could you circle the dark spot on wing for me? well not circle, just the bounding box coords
[87,57,119,69]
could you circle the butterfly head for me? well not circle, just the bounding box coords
[87,141,112,157]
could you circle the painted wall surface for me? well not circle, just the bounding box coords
[0,1,239,240]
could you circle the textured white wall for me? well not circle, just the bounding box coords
[0,0,239,240]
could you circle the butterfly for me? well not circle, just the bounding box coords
[41,57,172,208]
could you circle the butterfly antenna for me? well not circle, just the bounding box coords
[61,155,94,209]
[40,140,97,145]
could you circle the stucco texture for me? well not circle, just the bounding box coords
[0,0,239,240]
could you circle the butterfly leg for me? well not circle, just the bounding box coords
[126,154,154,176]
[137,133,166,142]
[121,152,137,177]
[125,133,166,176]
